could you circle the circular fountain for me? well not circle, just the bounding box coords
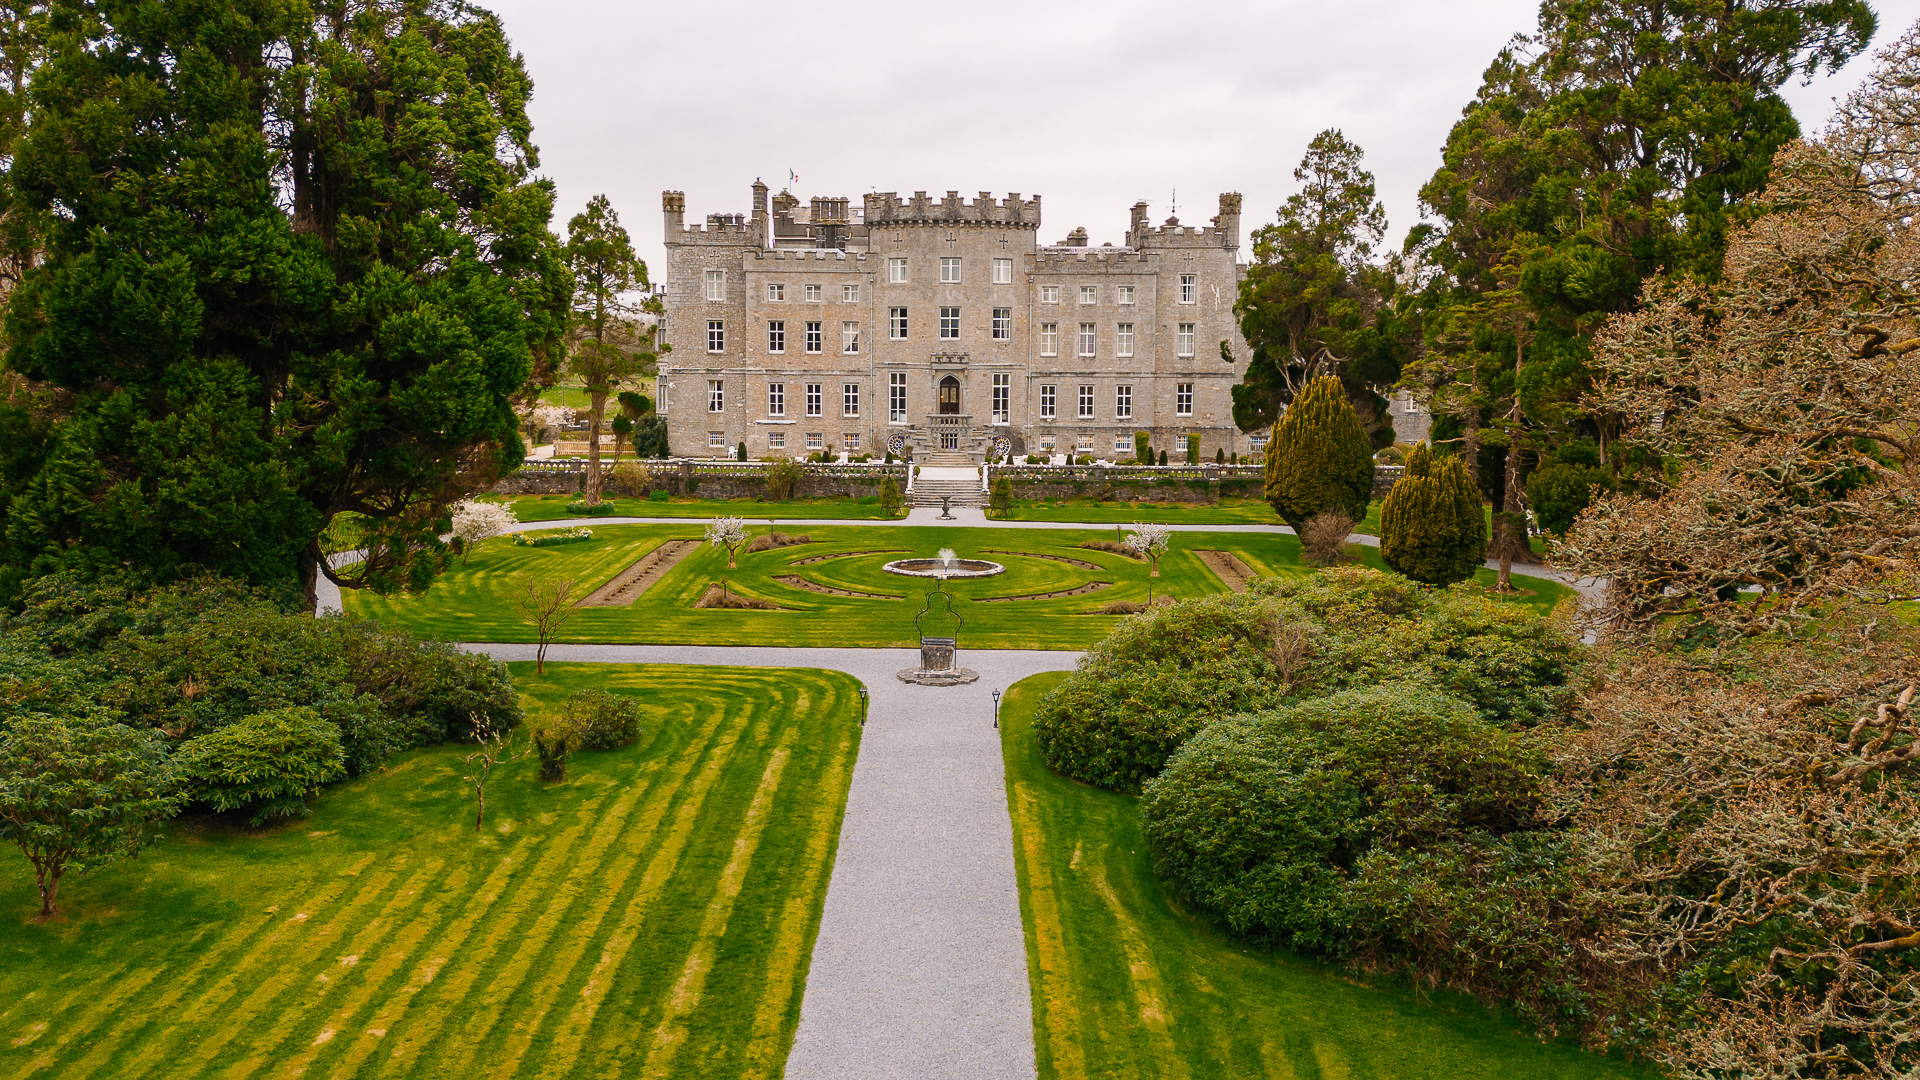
[883,550,1005,579]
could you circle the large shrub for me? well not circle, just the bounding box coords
[1032,593,1296,793]
[1378,444,1487,586]
[174,706,347,825]
[1034,568,1580,794]
[563,688,644,751]
[1524,461,1610,536]
[1140,683,1546,956]
[1263,375,1374,530]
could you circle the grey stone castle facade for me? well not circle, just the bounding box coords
[656,181,1252,462]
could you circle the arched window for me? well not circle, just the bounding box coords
[938,376,961,415]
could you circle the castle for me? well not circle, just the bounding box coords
[656,181,1253,462]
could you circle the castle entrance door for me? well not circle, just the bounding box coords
[937,376,961,414]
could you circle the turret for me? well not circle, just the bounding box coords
[751,179,769,247]
[1213,192,1242,252]
[663,190,686,242]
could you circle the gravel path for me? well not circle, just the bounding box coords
[462,642,1076,1080]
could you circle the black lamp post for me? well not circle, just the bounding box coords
[858,686,868,726]
[992,689,1001,729]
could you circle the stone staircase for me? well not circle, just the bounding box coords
[909,454,985,509]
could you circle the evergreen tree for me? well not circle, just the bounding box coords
[1263,376,1374,530]
[0,0,570,607]
[563,194,653,507]
[1379,444,1488,587]
[1233,130,1414,447]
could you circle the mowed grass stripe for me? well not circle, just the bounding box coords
[377,791,618,1074]
[484,695,748,1078]
[146,857,415,1076]
[739,730,856,1080]
[1007,785,1088,1080]
[638,729,798,1079]
[1083,859,1189,1080]
[532,686,773,1078]
[256,865,473,1079]
[61,863,372,1079]
[0,665,861,1080]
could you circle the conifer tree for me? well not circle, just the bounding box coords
[1263,375,1373,530]
[1379,444,1487,586]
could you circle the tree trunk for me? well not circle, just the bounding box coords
[535,639,547,676]
[36,860,60,918]
[584,387,610,506]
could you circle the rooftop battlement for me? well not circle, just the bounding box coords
[863,190,1041,228]
[1127,193,1242,251]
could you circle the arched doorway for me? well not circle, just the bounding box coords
[937,376,961,415]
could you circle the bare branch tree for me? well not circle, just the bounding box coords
[511,574,578,675]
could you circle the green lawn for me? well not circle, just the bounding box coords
[502,493,903,522]
[0,663,861,1080]
[346,523,1571,650]
[999,673,1656,1080]
[995,498,1280,525]
[538,380,655,412]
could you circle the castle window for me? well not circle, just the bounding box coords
[704,270,725,301]
[888,258,907,283]
[1179,274,1196,304]
[992,308,1011,340]
[993,258,1013,284]
[992,373,1010,424]
[843,382,860,417]
[1040,323,1058,356]
[767,283,785,301]
[939,307,960,340]
[807,431,824,449]
[1118,285,1135,305]
[1039,384,1056,418]
[1079,286,1096,305]
[708,380,724,413]
[1116,384,1132,419]
[709,431,724,449]
[806,321,822,353]
[890,307,908,340]
[940,257,962,283]
[1078,323,1096,357]
[767,320,785,354]
[1078,385,1094,419]
[1177,322,1195,357]
[768,382,785,416]
[844,432,861,451]
[707,320,725,353]
[1115,436,1131,454]
[1177,382,1194,416]
[1076,433,1094,452]
[806,284,823,302]
[1041,285,1059,304]
[1116,323,1134,358]
[842,321,861,354]
[768,431,785,449]
[890,371,907,422]
[806,383,822,417]
[1040,434,1056,452]
[843,283,860,303]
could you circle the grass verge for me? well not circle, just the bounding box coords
[1000,672,1656,1080]
[0,663,860,1080]
[347,524,1571,650]
[502,493,903,522]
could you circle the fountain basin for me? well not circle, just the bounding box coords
[882,558,1005,579]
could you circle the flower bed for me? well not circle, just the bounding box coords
[512,526,594,547]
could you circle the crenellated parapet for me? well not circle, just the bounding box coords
[863,190,1041,229]
[1127,192,1242,251]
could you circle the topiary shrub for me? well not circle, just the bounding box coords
[1139,683,1546,956]
[878,476,903,516]
[1032,593,1299,793]
[990,475,1012,515]
[175,707,347,825]
[1378,444,1487,586]
[1263,375,1374,530]
[1135,431,1153,465]
[531,714,575,781]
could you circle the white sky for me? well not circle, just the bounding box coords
[478,0,1920,277]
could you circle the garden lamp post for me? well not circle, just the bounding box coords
[858,686,868,726]
[992,689,1001,729]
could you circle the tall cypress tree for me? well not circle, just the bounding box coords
[1379,444,1488,587]
[1263,375,1373,530]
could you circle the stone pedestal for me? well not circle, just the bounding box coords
[897,636,979,686]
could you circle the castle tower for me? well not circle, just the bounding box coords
[662,190,685,241]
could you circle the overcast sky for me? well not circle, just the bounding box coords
[479,0,1920,275]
